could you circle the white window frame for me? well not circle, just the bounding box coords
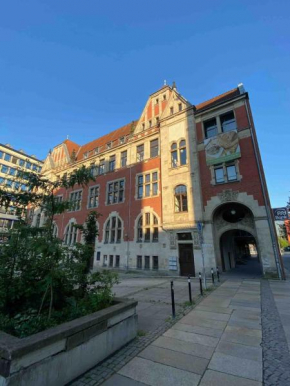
[136,211,159,243]
[104,214,123,244]
[106,178,125,205]
[88,184,100,209]
[136,170,159,200]
[64,219,78,246]
[69,189,83,212]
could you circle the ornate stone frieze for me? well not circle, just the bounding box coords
[218,189,239,203]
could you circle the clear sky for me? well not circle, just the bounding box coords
[0,0,289,207]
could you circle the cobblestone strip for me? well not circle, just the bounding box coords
[68,286,218,386]
[261,280,290,386]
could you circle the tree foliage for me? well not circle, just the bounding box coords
[0,167,118,338]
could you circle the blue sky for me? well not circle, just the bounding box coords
[0,0,289,207]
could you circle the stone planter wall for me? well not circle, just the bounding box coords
[0,298,138,386]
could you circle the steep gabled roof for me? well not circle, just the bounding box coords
[63,139,80,157]
[195,88,241,113]
[76,121,137,161]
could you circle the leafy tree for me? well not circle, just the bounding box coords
[0,167,118,338]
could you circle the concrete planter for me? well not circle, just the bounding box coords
[0,298,138,386]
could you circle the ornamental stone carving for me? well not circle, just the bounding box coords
[218,189,239,203]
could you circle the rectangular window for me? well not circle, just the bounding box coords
[136,144,144,162]
[32,164,37,171]
[149,120,152,128]
[4,154,11,162]
[119,136,125,144]
[215,167,225,184]
[220,111,236,133]
[178,103,182,112]
[145,256,150,270]
[12,156,18,164]
[153,256,159,270]
[204,118,218,139]
[107,179,125,204]
[0,151,3,159]
[109,155,116,172]
[226,164,237,181]
[107,142,112,149]
[109,255,114,267]
[9,168,16,176]
[1,165,8,174]
[26,161,31,169]
[96,251,101,261]
[19,159,25,167]
[121,151,127,167]
[83,152,88,159]
[90,163,98,177]
[137,255,142,269]
[103,255,107,266]
[54,195,63,204]
[6,179,12,187]
[69,190,82,211]
[88,185,100,208]
[170,107,174,115]
[99,159,105,174]
[115,255,120,268]
[95,147,99,154]
[150,139,159,158]
[136,171,158,198]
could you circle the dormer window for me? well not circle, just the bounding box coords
[170,107,174,115]
[83,152,88,159]
[149,120,152,128]
[119,136,125,144]
[178,103,182,112]
[107,142,112,150]
[95,147,99,154]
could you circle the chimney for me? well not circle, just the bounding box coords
[238,83,245,94]
[172,81,177,91]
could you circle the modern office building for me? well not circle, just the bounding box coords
[39,83,282,277]
[0,143,43,241]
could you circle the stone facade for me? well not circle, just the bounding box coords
[36,83,281,277]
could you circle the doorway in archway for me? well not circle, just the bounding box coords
[220,229,262,276]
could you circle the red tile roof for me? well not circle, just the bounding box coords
[195,88,240,112]
[63,139,80,157]
[76,121,138,161]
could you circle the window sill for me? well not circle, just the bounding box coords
[213,179,240,186]
[169,164,187,171]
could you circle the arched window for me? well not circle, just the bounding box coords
[174,185,188,212]
[137,213,159,242]
[179,140,187,165]
[171,140,187,167]
[35,213,41,227]
[171,143,178,168]
[64,221,77,246]
[52,222,58,238]
[104,216,122,243]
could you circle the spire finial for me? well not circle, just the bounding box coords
[164,80,167,86]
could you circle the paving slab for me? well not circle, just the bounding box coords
[216,340,262,362]
[101,374,148,386]
[208,352,262,382]
[191,310,230,322]
[180,314,228,330]
[194,305,233,314]
[227,318,261,330]
[151,336,214,359]
[138,345,208,375]
[225,325,262,337]
[164,328,219,347]
[199,370,262,386]
[172,322,224,338]
[220,331,261,347]
[119,357,201,386]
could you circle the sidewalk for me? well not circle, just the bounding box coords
[102,279,263,386]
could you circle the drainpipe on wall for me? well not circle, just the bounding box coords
[244,99,284,279]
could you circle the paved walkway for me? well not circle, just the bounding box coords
[102,279,264,386]
[71,277,290,386]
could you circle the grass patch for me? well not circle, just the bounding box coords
[137,329,147,337]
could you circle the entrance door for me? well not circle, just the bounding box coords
[179,244,195,276]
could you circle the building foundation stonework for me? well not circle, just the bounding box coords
[37,83,281,278]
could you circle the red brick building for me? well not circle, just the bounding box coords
[38,83,282,277]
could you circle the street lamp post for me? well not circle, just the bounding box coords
[197,222,207,289]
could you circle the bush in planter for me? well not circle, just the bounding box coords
[0,167,118,338]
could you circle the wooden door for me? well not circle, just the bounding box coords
[179,244,195,276]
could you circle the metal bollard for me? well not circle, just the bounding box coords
[171,280,176,318]
[217,266,220,282]
[199,272,203,296]
[188,276,192,304]
[211,268,215,284]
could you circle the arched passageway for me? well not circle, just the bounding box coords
[213,202,262,277]
[220,229,262,276]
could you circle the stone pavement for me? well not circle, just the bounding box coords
[71,277,290,386]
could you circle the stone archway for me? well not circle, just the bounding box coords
[213,202,261,274]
